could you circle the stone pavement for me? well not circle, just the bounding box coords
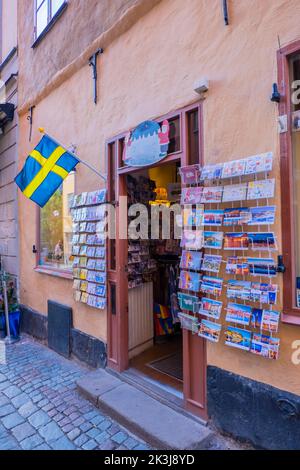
[0,337,150,450]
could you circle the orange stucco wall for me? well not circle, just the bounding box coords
[18,0,300,394]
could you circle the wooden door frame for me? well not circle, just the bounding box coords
[106,101,208,420]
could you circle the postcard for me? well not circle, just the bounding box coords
[225,326,252,351]
[201,186,223,203]
[95,247,106,258]
[73,279,81,290]
[244,152,273,175]
[202,254,222,273]
[81,292,89,304]
[261,309,280,332]
[87,283,96,295]
[201,275,223,297]
[87,247,96,258]
[227,280,252,301]
[226,302,252,326]
[87,295,97,308]
[87,271,96,282]
[225,257,249,275]
[86,223,96,233]
[95,260,106,271]
[79,222,87,232]
[80,281,88,293]
[73,257,80,268]
[179,164,201,184]
[72,245,80,256]
[72,234,79,244]
[247,257,277,277]
[250,333,280,360]
[250,283,278,305]
[200,163,223,181]
[177,292,199,313]
[222,160,246,179]
[248,233,276,251]
[202,210,224,226]
[181,187,203,205]
[80,245,88,256]
[95,284,106,297]
[203,231,224,249]
[181,229,203,250]
[95,273,106,284]
[247,179,275,200]
[248,206,276,225]
[79,257,87,268]
[74,290,81,302]
[96,298,106,310]
[73,268,80,278]
[179,271,202,292]
[222,183,248,203]
[198,320,222,343]
[178,312,199,333]
[183,206,204,227]
[87,259,96,270]
[199,298,223,320]
[224,233,249,250]
[79,269,88,280]
[223,207,251,226]
[251,308,263,328]
[180,251,203,271]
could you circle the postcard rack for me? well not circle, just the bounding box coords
[71,190,107,310]
[178,152,281,360]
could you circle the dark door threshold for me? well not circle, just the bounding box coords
[108,367,207,426]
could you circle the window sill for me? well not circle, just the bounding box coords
[34,266,72,280]
[32,2,68,49]
[282,310,300,326]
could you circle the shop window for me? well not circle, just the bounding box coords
[167,116,181,154]
[34,0,67,41]
[187,109,200,164]
[39,172,74,271]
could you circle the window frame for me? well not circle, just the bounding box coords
[35,172,76,279]
[278,39,300,324]
[33,0,68,47]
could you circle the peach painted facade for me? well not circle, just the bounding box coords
[17,0,300,400]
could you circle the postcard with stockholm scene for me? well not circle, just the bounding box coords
[199,298,223,320]
[180,251,203,271]
[226,302,252,326]
[203,231,224,249]
[224,233,249,250]
[198,319,222,343]
[225,326,252,351]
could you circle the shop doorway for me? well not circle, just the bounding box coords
[106,103,208,420]
[126,163,183,396]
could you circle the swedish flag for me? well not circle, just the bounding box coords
[15,135,79,207]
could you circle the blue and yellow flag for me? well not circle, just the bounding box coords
[15,134,79,207]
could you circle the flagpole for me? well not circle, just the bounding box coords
[39,128,107,182]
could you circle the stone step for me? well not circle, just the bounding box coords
[76,369,213,450]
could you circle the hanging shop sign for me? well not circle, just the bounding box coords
[123,120,170,167]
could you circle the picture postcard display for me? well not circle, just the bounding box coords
[178,152,281,359]
[71,190,107,310]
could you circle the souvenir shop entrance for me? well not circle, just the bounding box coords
[106,104,208,420]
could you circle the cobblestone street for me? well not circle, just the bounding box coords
[0,337,150,450]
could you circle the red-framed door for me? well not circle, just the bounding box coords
[106,103,208,420]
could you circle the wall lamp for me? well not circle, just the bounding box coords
[271,83,281,103]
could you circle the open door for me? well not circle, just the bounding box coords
[106,104,208,421]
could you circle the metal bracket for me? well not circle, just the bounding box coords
[223,0,229,26]
[89,48,104,104]
[27,105,35,142]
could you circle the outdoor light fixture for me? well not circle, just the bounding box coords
[0,102,14,127]
[271,83,281,103]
